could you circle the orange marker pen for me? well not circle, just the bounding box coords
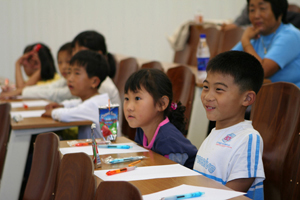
[106,166,136,176]
[128,160,141,167]
[75,142,89,146]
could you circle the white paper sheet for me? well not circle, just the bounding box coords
[10,100,49,108]
[94,164,200,181]
[143,184,245,200]
[60,142,148,155]
[10,110,45,118]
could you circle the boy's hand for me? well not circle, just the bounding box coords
[42,103,63,117]
[45,102,63,110]
[41,108,53,118]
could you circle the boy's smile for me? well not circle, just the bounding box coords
[201,72,249,129]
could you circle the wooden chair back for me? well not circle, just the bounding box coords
[250,82,300,200]
[95,181,142,200]
[173,25,221,65]
[0,103,11,179]
[166,65,196,133]
[218,26,244,54]
[23,132,60,200]
[288,4,300,13]
[114,57,139,140]
[54,153,95,200]
[141,61,164,72]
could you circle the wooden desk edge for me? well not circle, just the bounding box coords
[11,118,92,130]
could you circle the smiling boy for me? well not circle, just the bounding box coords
[193,51,265,199]
[42,50,109,139]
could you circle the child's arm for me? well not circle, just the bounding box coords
[42,103,64,117]
[0,88,22,99]
[15,51,41,89]
[226,178,255,192]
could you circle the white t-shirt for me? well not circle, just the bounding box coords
[193,120,265,199]
[51,93,109,139]
[22,77,121,106]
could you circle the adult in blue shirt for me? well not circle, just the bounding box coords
[232,0,300,88]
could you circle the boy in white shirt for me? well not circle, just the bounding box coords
[42,50,109,139]
[193,51,265,200]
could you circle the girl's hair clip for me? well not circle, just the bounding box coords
[170,102,177,110]
[33,44,42,52]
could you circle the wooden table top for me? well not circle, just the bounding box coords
[1,99,92,130]
[60,137,250,199]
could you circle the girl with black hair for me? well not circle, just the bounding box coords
[124,68,197,169]
[16,43,58,88]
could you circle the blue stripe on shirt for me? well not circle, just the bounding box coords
[193,169,227,185]
[247,134,253,178]
[254,135,260,177]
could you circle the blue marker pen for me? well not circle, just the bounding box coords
[109,156,145,164]
[160,191,204,200]
[97,145,131,149]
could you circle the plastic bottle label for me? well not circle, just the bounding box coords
[197,57,210,71]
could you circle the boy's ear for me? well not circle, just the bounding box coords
[91,76,100,89]
[242,91,256,107]
[157,95,169,111]
[97,50,103,55]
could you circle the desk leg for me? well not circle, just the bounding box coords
[0,130,31,200]
[187,87,208,149]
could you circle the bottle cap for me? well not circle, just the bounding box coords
[200,34,206,38]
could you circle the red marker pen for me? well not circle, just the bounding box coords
[23,103,28,109]
[106,166,136,176]
[75,142,89,146]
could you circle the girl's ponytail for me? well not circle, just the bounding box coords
[168,101,187,135]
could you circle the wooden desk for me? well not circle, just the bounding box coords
[0,100,92,200]
[60,137,250,199]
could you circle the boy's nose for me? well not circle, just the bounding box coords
[203,92,215,102]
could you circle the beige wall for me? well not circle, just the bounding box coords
[0,0,299,82]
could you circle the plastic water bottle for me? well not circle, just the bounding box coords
[196,34,210,82]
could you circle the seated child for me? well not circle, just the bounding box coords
[193,51,265,199]
[0,43,59,99]
[124,68,198,169]
[42,50,109,139]
[17,43,59,87]
[71,30,120,106]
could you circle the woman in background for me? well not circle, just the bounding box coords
[232,0,300,88]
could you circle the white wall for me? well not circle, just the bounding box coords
[0,0,299,82]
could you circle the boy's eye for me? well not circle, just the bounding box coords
[216,88,224,91]
[124,97,129,101]
[135,97,141,100]
[203,85,209,90]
